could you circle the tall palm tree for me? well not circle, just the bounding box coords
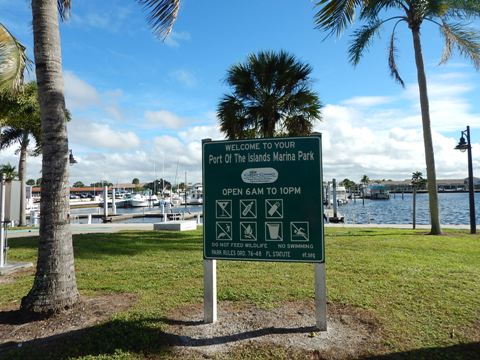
[0,82,41,226]
[0,23,28,91]
[218,50,322,139]
[411,171,427,229]
[21,0,180,315]
[314,1,480,235]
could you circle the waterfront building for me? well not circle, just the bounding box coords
[381,178,480,193]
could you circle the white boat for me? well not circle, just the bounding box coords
[129,192,159,207]
[328,184,349,206]
[184,183,203,205]
[129,194,149,207]
[169,193,183,207]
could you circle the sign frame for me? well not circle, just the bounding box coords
[202,135,324,263]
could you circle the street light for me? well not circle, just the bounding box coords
[69,150,77,165]
[455,126,476,234]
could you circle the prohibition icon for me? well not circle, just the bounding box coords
[216,200,232,218]
[216,222,232,240]
[291,222,309,241]
[265,199,283,219]
[240,199,257,218]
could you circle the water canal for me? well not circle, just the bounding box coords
[341,192,480,225]
[70,193,479,225]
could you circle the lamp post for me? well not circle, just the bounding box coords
[69,149,77,165]
[455,126,476,234]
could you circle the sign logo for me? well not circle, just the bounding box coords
[241,167,278,184]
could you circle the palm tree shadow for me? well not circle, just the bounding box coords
[0,316,316,359]
[0,309,47,325]
[158,315,317,347]
[1,315,478,359]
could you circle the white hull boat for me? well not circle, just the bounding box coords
[129,194,149,207]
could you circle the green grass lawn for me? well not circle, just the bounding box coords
[1,227,479,359]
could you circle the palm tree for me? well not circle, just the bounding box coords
[314,1,480,235]
[411,171,427,229]
[0,23,29,91]
[0,82,42,226]
[360,174,369,201]
[20,0,180,315]
[0,163,18,181]
[218,50,322,139]
[360,174,369,187]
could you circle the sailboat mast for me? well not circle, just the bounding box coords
[153,160,156,195]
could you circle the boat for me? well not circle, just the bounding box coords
[183,183,203,205]
[327,184,349,206]
[169,193,183,207]
[129,194,149,207]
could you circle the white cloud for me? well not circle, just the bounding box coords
[178,125,224,143]
[69,119,141,150]
[342,96,393,107]
[103,89,125,120]
[170,69,197,87]
[70,7,133,32]
[314,72,480,182]
[63,71,100,109]
[164,30,191,47]
[145,110,185,129]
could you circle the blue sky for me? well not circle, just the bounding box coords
[2,0,480,185]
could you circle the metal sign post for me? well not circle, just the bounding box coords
[202,136,326,330]
[103,186,108,218]
[204,259,217,323]
[0,173,5,267]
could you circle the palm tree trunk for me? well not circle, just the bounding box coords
[412,188,416,230]
[411,28,442,235]
[21,0,79,314]
[17,131,28,226]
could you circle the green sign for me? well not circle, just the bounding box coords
[202,136,324,263]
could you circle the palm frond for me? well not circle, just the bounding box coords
[136,0,180,39]
[57,0,72,21]
[440,1,480,19]
[388,20,405,87]
[439,21,480,69]
[348,18,383,65]
[0,126,23,150]
[218,95,251,140]
[360,0,404,20]
[283,115,315,136]
[314,0,366,37]
[0,23,29,91]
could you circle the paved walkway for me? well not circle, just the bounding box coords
[5,222,472,239]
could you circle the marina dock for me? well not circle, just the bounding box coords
[71,210,202,223]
